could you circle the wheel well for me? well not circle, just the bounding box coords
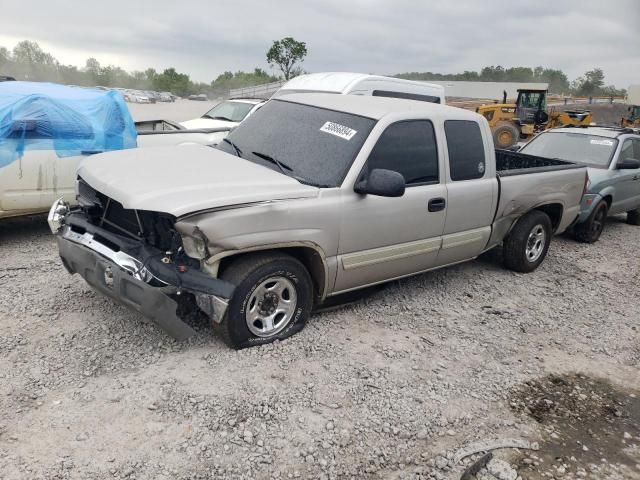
[217,247,327,300]
[601,195,612,208]
[534,203,563,232]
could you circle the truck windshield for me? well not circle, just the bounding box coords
[217,99,376,187]
[203,101,256,122]
[521,132,618,168]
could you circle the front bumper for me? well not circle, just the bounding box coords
[49,200,234,340]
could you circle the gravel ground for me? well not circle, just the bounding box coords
[0,213,638,480]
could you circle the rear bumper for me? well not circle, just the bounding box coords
[51,201,234,340]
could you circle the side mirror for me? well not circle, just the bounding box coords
[617,159,640,170]
[355,168,405,197]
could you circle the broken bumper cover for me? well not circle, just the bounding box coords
[51,203,234,340]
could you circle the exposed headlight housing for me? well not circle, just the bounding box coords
[181,230,209,259]
[47,197,69,234]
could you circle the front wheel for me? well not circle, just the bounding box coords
[493,122,520,149]
[574,201,608,243]
[218,253,313,349]
[503,210,552,273]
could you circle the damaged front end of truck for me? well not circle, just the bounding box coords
[48,178,235,340]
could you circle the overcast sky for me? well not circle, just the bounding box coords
[1,0,638,87]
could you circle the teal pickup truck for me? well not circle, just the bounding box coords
[520,126,640,243]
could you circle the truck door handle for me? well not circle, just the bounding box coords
[428,197,446,212]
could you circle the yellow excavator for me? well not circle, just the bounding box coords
[622,85,640,127]
[621,105,640,128]
[476,89,593,148]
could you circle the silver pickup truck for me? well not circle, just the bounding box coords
[48,94,587,348]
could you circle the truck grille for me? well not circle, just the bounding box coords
[77,178,177,250]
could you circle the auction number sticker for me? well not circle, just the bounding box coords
[590,139,614,146]
[320,121,357,140]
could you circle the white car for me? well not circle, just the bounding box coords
[0,121,235,220]
[181,98,265,130]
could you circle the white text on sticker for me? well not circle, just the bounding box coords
[590,139,614,146]
[320,122,357,140]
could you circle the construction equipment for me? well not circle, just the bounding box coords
[621,85,640,127]
[476,89,593,148]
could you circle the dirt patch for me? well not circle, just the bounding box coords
[510,374,640,479]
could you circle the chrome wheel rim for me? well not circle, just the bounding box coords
[525,225,546,263]
[245,277,297,337]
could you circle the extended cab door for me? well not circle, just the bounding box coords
[335,120,447,293]
[436,119,497,266]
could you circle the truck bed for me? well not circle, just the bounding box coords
[495,149,582,177]
[486,150,588,249]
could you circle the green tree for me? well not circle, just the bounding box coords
[12,40,56,66]
[266,37,307,80]
[85,57,102,83]
[575,68,605,96]
[0,46,9,68]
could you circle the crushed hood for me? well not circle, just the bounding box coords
[78,145,319,217]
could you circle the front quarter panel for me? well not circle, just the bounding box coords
[175,191,342,294]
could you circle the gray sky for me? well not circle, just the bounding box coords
[1,0,638,87]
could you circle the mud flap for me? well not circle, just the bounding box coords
[57,236,197,341]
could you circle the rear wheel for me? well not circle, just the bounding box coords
[626,208,640,226]
[503,210,552,273]
[574,201,608,243]
[493,122,520,149]
[218,252,313,349]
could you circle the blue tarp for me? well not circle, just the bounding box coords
[0,81,137,167]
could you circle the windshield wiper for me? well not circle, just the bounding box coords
[204,115,234,122]
[223,138,243,158]
[251,151,328,188]
[252,151,293,174]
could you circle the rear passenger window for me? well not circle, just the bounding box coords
[366,121,438,185]
[444,120,486,181]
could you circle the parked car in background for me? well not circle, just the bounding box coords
[123,90,150,103]
[273,72,446,104]
[0,75,16,82]
[49,94,587,347]
[519,126,640,242]
[188,94,208,101]
[159,92,175,102]
[181,98,265,130]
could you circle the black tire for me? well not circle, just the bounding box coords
[626,208,640,226]
[217,252,313,349]
[503,210,552,273]
[493,122,520,149]
[574,201,608,243]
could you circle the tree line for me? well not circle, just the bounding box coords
[0,39,625,98]
[0,40,292,97]
[396,66,625,97]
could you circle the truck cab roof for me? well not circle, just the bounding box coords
[278,92,479,122]
[548,125,640,139]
